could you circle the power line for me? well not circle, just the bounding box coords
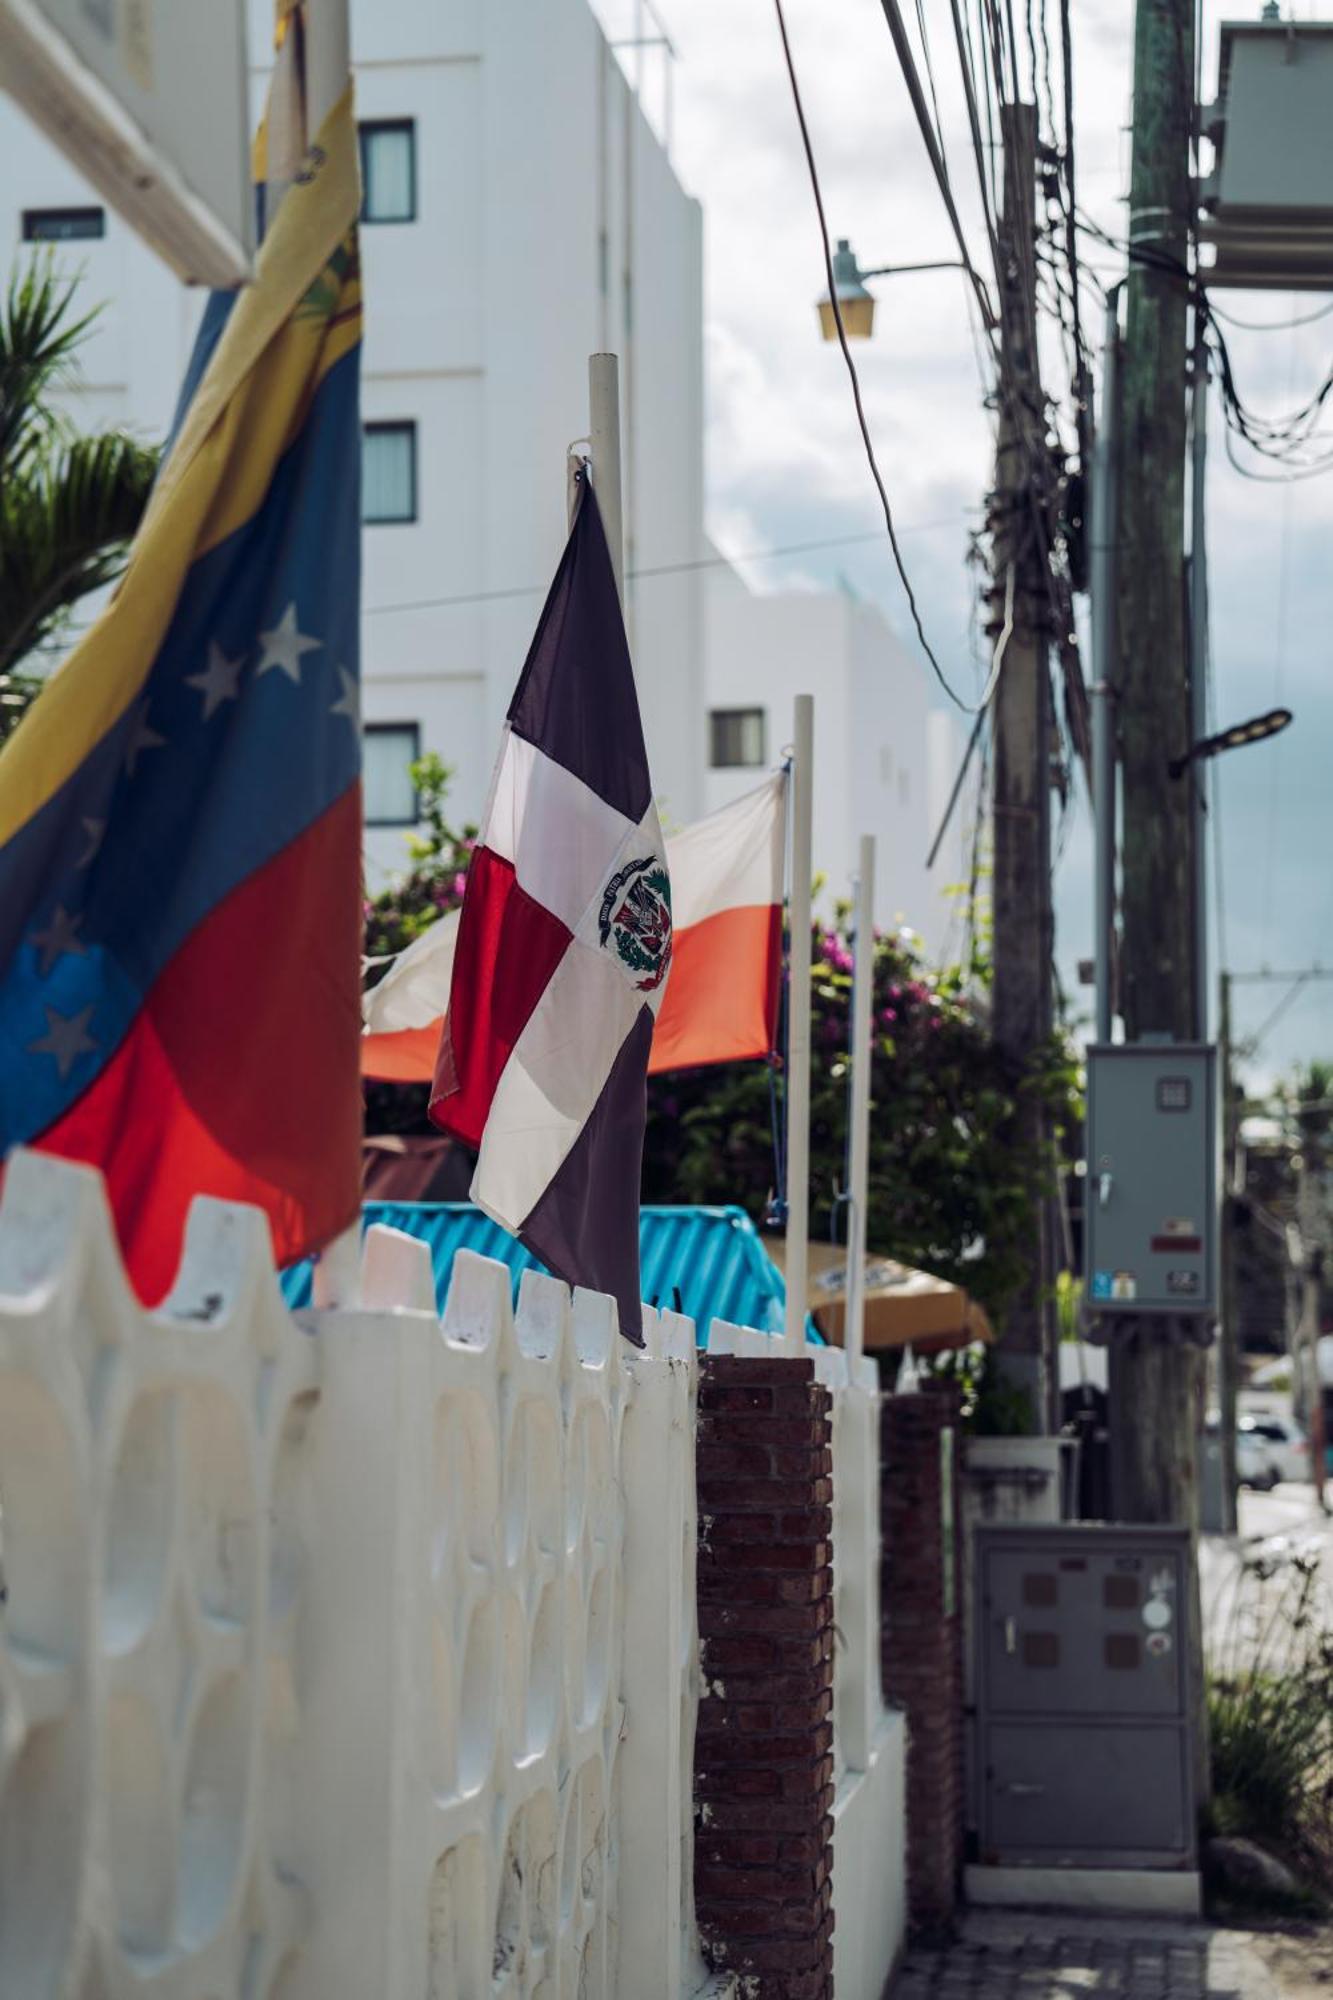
[361,515,971,618]
[770,0,978,711]
[871,0,999,333]
[1208,296,1333,334]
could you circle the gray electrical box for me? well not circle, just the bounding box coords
[975,1524,1197,1873]
[1200,21,1333,290]
[1085,1043,1218,1319]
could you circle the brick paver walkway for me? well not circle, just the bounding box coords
[891,1909,1333,2000]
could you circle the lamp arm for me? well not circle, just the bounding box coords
[859,258,969,278]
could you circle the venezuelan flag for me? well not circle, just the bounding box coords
[0,84,363,1303]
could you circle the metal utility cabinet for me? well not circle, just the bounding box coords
[1085,1042,1218,1319]
[974,1525,1197,1881]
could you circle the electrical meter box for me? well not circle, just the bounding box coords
[974,1524,1198,1878]
[1085,1043,1218,1318]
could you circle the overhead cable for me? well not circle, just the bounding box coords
[770,0,978,710]
[873,0,999,332]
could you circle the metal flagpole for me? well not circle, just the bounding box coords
[846,834,876,1368]
[588,354,625,607]
[307,0,357,1311]
[783,693,814,1354]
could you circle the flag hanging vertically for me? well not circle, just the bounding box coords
[362,770,786,1082]
[430,474,670,1342]
[0,82,363,1303]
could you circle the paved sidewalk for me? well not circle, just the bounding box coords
[890,1909,1333,1999]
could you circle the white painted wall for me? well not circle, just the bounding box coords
[704,563,964,961]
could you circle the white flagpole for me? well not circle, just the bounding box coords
[588,354,625,609]
[783,693,814,1354]
[846,834,875,1368]
[305,0,352,138]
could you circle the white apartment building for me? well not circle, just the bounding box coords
[0,0,970,958]
[0,0,706,876]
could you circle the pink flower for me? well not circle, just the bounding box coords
[452,871,468,899]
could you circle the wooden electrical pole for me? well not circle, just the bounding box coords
[990,99,1055,1429]
[1218,969,1239,1533]
[1108,0,1201,1527]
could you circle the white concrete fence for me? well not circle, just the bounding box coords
[0,1151,904,1999]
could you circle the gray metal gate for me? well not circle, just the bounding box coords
[974,1524,1197,1871]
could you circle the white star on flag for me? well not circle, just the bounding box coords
[185,642,244,720]
[123,701,165,777]
[30,905,87,976]
[256,604,321,684]
[28,1002,98,1079]
[329,665,358,723]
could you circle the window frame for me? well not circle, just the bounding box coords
[363,720,422,828]
[358,118,417,225]
[709,706,767,771]
[22,206,106,243]
[362,419,419,526]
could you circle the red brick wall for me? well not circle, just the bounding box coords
[880,1389,965,1936]
[693,1355,836,2000]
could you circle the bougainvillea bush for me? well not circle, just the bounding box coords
[641,913,1079,1328]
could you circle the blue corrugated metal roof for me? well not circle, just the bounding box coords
[281,1202,815,1345]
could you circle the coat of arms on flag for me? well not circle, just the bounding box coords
[430,470,669,1343]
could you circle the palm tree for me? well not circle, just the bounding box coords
[0,258,160,741]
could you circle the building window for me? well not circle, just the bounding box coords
[363,421,417,524]
[359,120,416,223]
[22,206,105,242]
[363,722,420,826]
[709,708,766,769]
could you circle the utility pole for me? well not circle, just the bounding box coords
[1108,0,1200,1528]
[990,99,1055,1430]
[1218,970,1239,1533]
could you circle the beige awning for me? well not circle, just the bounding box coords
[765,1237,994,1354]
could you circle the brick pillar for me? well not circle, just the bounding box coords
[880,1389,964,1936]
[693,1355,835,2000]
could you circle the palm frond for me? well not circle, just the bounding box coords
[0,255,101,476]
[0,429,160,679]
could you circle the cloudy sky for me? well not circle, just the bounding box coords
[595,0,1333,1085]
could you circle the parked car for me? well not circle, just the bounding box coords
[1241,1412,1310,1485]
[1236,1420,1279,1491]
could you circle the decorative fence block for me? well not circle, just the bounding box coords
[0,1148,317,1999]
[0,1152,907,1998]
[0,1151,717,1999]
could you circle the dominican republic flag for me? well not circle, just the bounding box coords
[363,768,786,1083]
[0,65,362,1302]
[430,474,671,1343]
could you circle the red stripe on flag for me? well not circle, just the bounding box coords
[431,845,572,1148]
[34,789,363,1304]
[649,903,782,1075]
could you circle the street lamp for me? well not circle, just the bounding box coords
[816,236,968,342]
[1167,706,1292,779]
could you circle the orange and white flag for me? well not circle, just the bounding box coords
[362,769,786,1083]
